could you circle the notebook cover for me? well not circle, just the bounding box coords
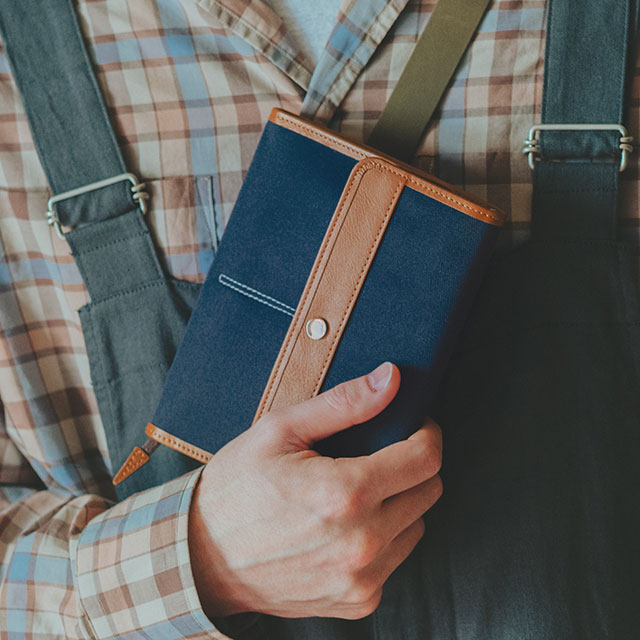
[147,109,504,459]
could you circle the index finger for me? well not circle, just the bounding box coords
[360,417,442,501]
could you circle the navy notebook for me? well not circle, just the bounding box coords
[115,109,504,483]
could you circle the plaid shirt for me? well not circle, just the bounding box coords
[1,0,638,638]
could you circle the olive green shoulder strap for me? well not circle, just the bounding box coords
[368,0,491,162]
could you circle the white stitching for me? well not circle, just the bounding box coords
[218,273,295,317]
[219,274,296,311]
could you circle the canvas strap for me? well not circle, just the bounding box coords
[0,0,138,228]
[530,0,638,239]
[0,0,187,497]
[368,0,491,162]
[0,0,167,299]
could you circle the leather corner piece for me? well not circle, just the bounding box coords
[145,422,213,464]
[271,109,370,162]
[253,158,406,423]
[113,446,150,485]
[268,107,283,124]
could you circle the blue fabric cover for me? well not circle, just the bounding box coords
[151,121,499,457]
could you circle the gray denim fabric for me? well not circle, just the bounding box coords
[2,0,639,637]
[0,0,203,500]
[252,0,640,638]
[532,0,637,240]
[0,0,136,226]
[67,212,203,496]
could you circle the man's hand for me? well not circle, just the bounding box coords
[188,362,442,620]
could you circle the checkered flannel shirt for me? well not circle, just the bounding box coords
[1,0,639,638]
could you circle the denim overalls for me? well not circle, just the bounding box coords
[2,0,638,637]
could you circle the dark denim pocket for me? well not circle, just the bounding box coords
[79,276,202,498]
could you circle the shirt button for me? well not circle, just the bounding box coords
[306,318,328,340]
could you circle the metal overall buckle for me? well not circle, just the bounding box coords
[522,124,634,172]
[45,172,149,239]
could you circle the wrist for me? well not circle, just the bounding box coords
[188,471,247,618]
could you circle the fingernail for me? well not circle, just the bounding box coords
[367,362,393,391]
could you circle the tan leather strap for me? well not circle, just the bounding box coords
[112,446,150,485]
[145,423,213,464]
[253,157,406,421]
[113,424,213,484]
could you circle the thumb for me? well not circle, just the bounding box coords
[268,362,400,448]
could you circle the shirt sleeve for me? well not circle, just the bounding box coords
[1,445,234,640]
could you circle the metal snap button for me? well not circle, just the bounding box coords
[306,318,328,340]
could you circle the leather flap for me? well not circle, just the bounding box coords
[253,157,406,422]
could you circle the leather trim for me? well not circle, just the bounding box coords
[112,446,150,485]
[145,422,213,464]
[132,112,504,466]
[253,157,406,421]
[268,108,505,227]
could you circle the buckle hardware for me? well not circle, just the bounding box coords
[46,172,149,239]
[522,124,633,172]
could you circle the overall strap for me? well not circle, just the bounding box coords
[0,0,165,299]
[529,0,637,239]
[368,0,491,163]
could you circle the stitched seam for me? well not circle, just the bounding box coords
[201,0,312,85]
[72,231,149,256]
[538,187,617,194]
[86,303,120,454]
[173,278,203,290]
[86,279,167,305]
[95,362,167,387]
[274,113,502,223]
[220,280,294,317]
[311,178,404,395]
[116,449,147,479]
[218,274,295,316]
[275,112,369,158]
[219,274,296,311]
[537,153,619,161]
[255,162,371,419]
[149,430,211,463]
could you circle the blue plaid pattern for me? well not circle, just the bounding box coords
[1,0,638,637]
